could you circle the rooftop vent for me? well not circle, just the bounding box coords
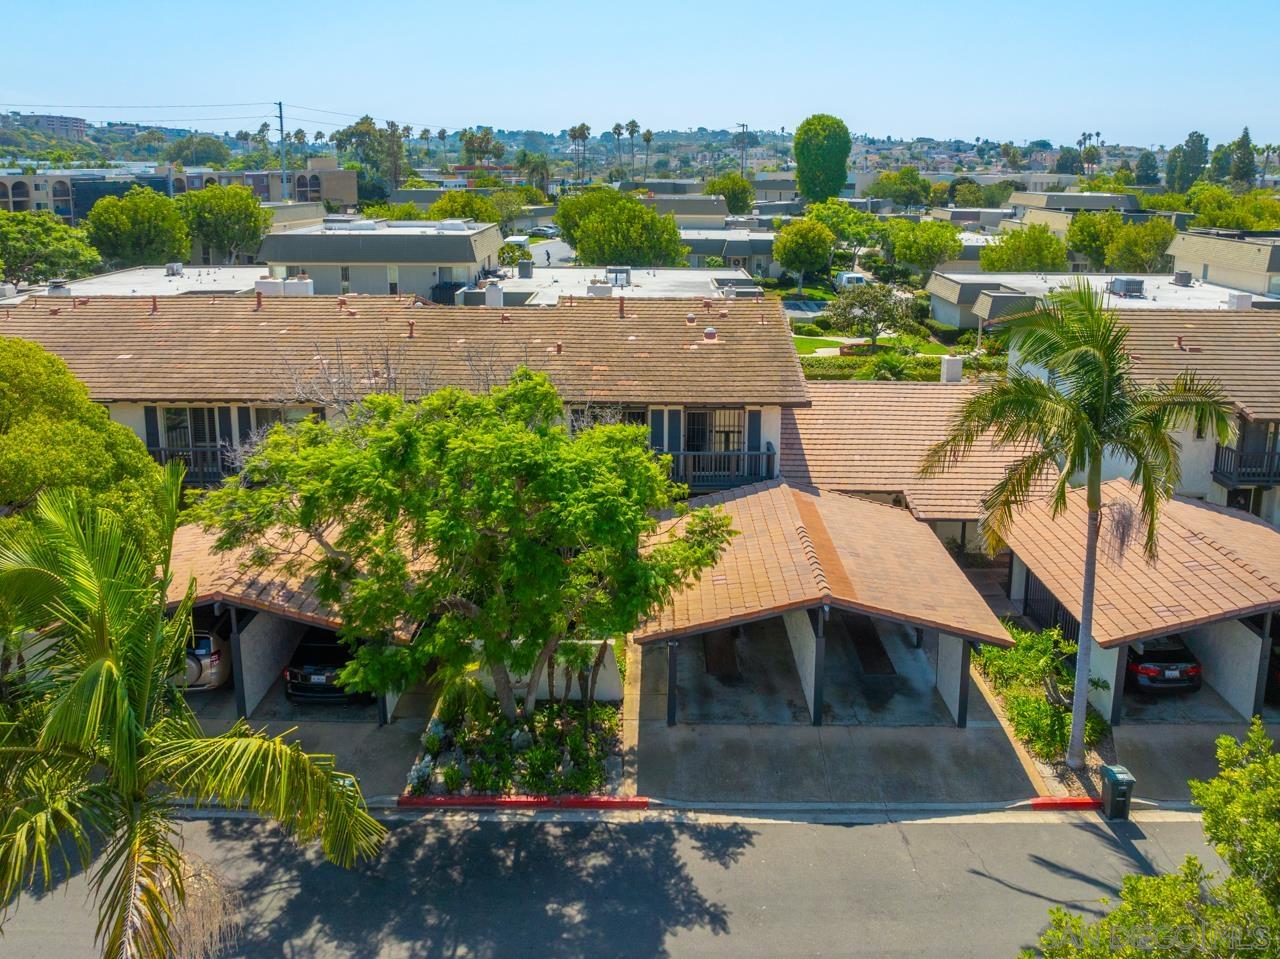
[47,278,71,297]
[704,327,718,341]
[685,312,697,325]
[164,262,184,276]
[940,355,964,383]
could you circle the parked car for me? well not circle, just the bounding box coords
[284,629,371,704]
[177,610,232,690]
[834,271,874,289]
[528,225,560,238]
[1124,635,1202,693]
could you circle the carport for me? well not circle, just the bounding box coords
[168,524,403,726]
[633,481,1013,728]
[1002,480,1280,726]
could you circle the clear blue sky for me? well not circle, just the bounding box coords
[4,0,1275,148]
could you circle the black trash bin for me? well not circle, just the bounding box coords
[1101,764,1135,820]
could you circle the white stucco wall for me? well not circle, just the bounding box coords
[760,405,782,473]
[1088,640,1123,724]
[1009,555,1027,610]
[1174,426,1217,498]
[1183,618,1263,719]
[935,632,970,726]
[237,613,305,717]
[929,297,977,329]
[783,609,818,719]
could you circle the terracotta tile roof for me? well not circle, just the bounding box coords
[0,295,807,408]
[1113,310,1280,420]
[1002,479,1280,648]
[779,381,1056,522]
[168,523,341,630]
[632,480,1011,646]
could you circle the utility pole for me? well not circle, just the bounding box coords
[276,101,290,201]
[738,122,749,177]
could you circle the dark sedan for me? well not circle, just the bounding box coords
[283,630,370,704]
[1125,635,1202,693]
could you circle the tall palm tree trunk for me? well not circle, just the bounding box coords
[1066,459,1102,769]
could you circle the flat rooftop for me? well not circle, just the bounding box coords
[932,272,1280,311]
[297,217,495,236]
[8,266,264,301]
[493,266,759,304]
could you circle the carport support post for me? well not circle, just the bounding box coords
[666,640,679,726]
[811,606,827,727]
[1255,612,1273,715]
[228,607,248,720]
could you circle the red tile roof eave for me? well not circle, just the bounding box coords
[170,588,343,632]
[1089,600,1280,649]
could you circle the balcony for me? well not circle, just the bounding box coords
[148,446,228,486]
[1213,444,1280,488]
[667,445,775,490]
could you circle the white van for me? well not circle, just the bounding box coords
[835,271,874,289]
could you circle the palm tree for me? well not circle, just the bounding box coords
[626,120,640,177]
[611,122,625,173]
[642,129,653,180]
[921,285,1233,769]
[0,464,384,957]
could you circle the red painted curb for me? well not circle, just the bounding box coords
[1029,796,1103,810]
[397,794,649,810]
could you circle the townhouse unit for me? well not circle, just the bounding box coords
[638,194,729,227]
[257,215,505,300]
[926,270,1280,329]
[0,294,808,493]
[1167,229,1280,296]
[680,228,780,277]
[752,172,799,202]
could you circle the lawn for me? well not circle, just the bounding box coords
[792,335,844,355]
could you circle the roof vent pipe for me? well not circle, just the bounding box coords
[555,341,563,354]
[618,295,625,317]
[686,312,697,325]
[704,327,718,341]
[151,295,159,315]
[719,308,728,319]
[407,318,416,338]
[254,290,263,311]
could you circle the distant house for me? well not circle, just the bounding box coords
[1167,229,1280,296]
[680,228,779,277]
[753,172,799,202]
[258,215,504,300]
[638,194,729,228]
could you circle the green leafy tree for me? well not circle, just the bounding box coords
[175,184,270,264]
[574,199,687,267]
[979,223,1069,272]
[793,114,852,203]
[703,172,755,215]
[1026,720,1280,957]
[488,189,528,231]
[84,186,190,268]
[361,201,428,221]
[880,219,962,274]
[865,167,931,207]
[0,465,386,958]
[553,188,633,248]
[0,210,100,286]
[980,179,1024,208]
[1066,210,1123,270]
[1080,144,1101,173]
[0,336,163,552]
[163,134,231,167]
[805,200,879,264]
[1105,217,1176,272]
[1133,150,1159,186]
[1053,147,1084,175]
[498,242,530,266]
[1209,143,1233,182]
[190,372,734,721]
[425,191,500,223]
[823,283,910,347]
[1181,131,1210,188]
[1230,126,1258,187]
[952,182,985,206]
[1164,144,1187,193]
[928,182,951,206]
[773,218,836,291]
[922,284,1233,768]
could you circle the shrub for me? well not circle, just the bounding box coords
[793,322,824,337]
[441,763,464,794]
[421,732,443,758]
[812,316,833,331]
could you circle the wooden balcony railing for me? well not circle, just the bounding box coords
[1213,444,1280,487]
[666,444,775,489]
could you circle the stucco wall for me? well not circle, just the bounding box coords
[760,405,782,474]
[237,613,304,717]
[783,609,818,719]
[1175,426,1217,498]
[1009,555,1028,610]
[929,297,977,329]
[1183,619,1263,719]
[935,632,970,726]
[1088,640,1124,724]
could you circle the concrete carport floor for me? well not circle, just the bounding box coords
[628,626,1034,805]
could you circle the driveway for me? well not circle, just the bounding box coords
[529,237,574,266]
[1112,721,1280,802]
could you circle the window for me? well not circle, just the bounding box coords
[388,265,399,296]
[254,407,312,430]
[163,407,218,450]
[340,265,350,295]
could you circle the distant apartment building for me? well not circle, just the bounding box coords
[162,156,357,207]
[258,214,504,299]
[18,114,87,140]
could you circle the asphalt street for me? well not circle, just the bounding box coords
[4,811,1219,958]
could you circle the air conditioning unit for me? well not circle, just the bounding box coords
[1172,270,1193,287]
[164,262,184,276]
[1109,277,1144,297]
[1226,291,1253,310]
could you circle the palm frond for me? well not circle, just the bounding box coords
[147,723,386,868]
[979,450,1064,555]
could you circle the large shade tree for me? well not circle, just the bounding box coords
[191,372,734,722]
[793,114,851,203]
[175,185,270,264]
[921,285,1233,768]
[0,464,385,958]
[84,185,190,269]
[0,210,100,286]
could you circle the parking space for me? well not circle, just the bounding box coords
[1121,682,1242,724]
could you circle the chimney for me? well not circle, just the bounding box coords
[254,290,263,311]
[555,341,563,354]
[151,295,159,315]
[940,355,963,383]
[703,298,712,312]
[704,327,718,341]
[407,318,416,338]
[1175,335,1185,351]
